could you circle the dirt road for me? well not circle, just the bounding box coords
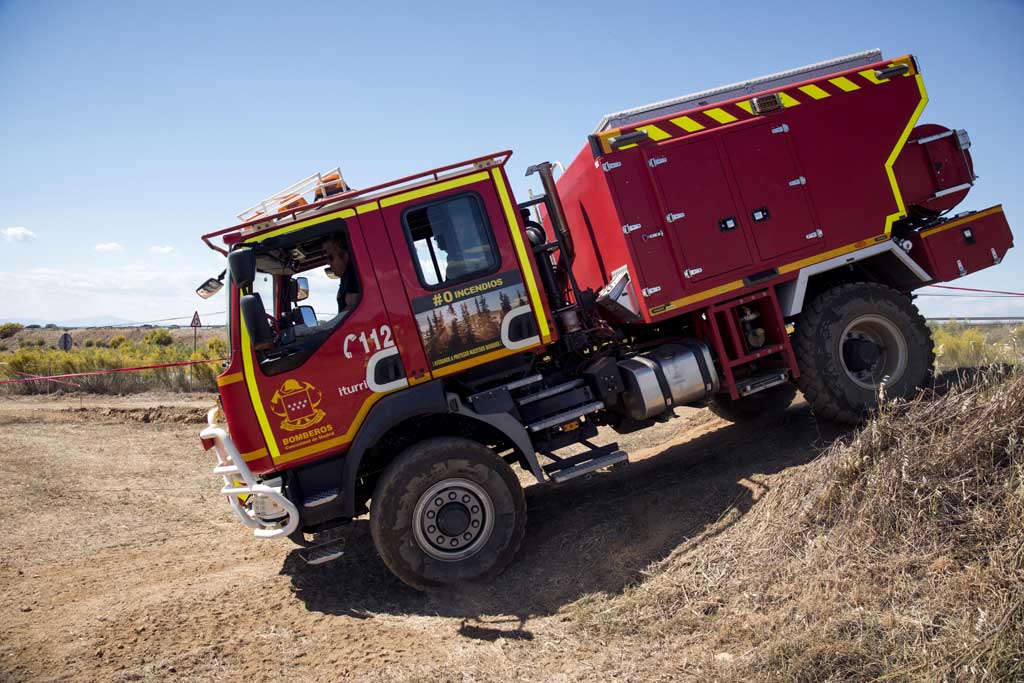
[0,392,845,682]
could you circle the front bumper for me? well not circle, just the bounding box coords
[200,407,299,538]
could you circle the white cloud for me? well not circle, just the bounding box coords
[149,245,175,254]
[94,242,124,253]
[3,226,37,242]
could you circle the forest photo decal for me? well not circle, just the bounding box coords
[411,269,532,369]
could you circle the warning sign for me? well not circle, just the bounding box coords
[190,311,202,328]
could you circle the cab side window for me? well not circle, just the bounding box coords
[403,192,499,288]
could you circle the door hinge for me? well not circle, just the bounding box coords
[788,176,807,187]
[992,248,1001,265]
[957,259,967,276]
[641,286,662,297]
[642,230,664,241]
[648,156,668,168]
[601,161,622,172]
[683,267,703,278]
[771,124,790,134]
[665,211,686,223]
[804,228,823,240]
[621,223,642,235]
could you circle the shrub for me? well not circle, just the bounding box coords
[109,336,127,348]
[0,322,23,339]
[143,329,174,347]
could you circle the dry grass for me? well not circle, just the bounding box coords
[569,368,1024,682]
[370,369,1023,682]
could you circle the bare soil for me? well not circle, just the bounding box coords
[0,392,854,682]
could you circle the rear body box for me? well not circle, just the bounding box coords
[908,205,1013,282]
[558,53,928,323]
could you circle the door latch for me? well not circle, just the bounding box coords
[601,161,622,172]
[771,124,790,134]
[788,176,807,187]
[641,286,662,297]
[683,267,703,278]
[642,230,665,241]
[804,228,823,240]
[648,156,668,168]
[621,223,642,235]
[666,211,686,223]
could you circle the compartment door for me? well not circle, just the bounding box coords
[723,123,820,260]
[646,138,752,283]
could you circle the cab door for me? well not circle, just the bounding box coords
[378,169,551,378]
[244,213,405,469]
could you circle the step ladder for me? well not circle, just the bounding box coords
[542,442,629,483]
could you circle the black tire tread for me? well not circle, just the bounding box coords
[370,437,526,591]
[793,282,934,424]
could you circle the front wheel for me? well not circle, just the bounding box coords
[370,437,526,591]
[793,282,934,424]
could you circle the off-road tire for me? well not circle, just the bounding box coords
[370,437,526,591]
[793,282,934,424]
[707,382,798,422]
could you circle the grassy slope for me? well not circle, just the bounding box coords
[377,370,1023,682]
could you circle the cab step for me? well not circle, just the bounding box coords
[736,370,790,397]
[544,448,629,483]
[303,488,339,508]
[527,401,604,432]
[299,538,345,565]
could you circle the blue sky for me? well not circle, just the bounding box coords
[1,0,1021,325]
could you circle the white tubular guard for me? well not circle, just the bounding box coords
[200,407,299,538]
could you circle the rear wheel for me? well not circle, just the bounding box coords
[793,282,934,423]
[370,437,526,591]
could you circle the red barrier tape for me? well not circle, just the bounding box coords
[929,284,1024,297]
[10,370,82,388]
[0,358,228,386]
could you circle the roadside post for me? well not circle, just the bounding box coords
[190,312,202,391]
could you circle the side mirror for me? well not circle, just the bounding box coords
[228,247,257,290]
[195,277,223,299]
[293,276,310,301]
[239,293,275,351]
[297,305,318,327]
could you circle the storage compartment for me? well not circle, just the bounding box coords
[909,205,1012,282]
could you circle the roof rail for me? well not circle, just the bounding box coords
[201,150,512,254]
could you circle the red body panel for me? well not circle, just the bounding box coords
[560,55,930,322]
[908,206,1013,282]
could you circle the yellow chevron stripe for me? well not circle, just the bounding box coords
[637,124,671,141]
[859,68,889,85]
[670,115,705,132]
[829,76,860,92]
[735,100,753,114]
[798,83,831,100]
[703,107,738,124]
[778,92,801,107]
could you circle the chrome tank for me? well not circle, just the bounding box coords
[618,342,719,420]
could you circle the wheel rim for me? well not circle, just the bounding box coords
[839,314,908,390]
[412,478,494,562]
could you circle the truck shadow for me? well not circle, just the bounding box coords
[280,397,847,639]
[280,367,1007,639]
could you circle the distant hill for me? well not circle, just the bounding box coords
[11,316,134,328]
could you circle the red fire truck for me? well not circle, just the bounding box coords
[197,50,1013,589]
